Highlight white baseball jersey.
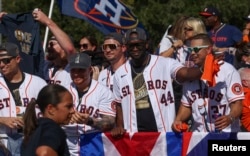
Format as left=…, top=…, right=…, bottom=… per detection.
left=113, top=55, right=183, bottom=132
left=181, top=62, right=244, bottom=132
left=44, top=61, right=72, bottom=87
left=98, top=66, right=114, bottom=91
left=0, top=73, right=47, bottom=145
left=63, top=79, right=116, bottom=156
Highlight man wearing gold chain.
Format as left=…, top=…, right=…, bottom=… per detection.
left=113, top=27, right=203, bottom=132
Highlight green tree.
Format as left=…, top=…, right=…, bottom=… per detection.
left=2, top=0, right=250, bottom=51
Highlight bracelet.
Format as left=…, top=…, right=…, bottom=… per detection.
left=87, top=117, right=94, bottom=126
left=171, top=45, right=177, bottom=51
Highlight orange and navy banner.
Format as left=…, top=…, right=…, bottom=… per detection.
left=57, top=0, right=145, bottom=34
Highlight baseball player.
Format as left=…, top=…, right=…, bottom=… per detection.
left=0, top=42, right=47, bottom=152
left=98, top=32, right=127, bottom=90
left=98, top=32, right=127, bottom=136
left=43, top=36, right=72, bottom=86
left=113, top=27, right=203, bottom=132
left=63, top=53, right=116, bottom=156
left=172, top=34, right=244, bottom=132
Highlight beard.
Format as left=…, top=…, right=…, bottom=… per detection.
left=46, top=47, right=60, bottom=61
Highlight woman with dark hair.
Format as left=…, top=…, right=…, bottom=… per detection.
left=79, top=35, right=98, bottom=53
left=21, top=84, right=74, bottom=156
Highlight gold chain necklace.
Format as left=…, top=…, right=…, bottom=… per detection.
left=131, top=55, right=150, bottom=75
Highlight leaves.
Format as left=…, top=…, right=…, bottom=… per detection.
left=2, top=0, right=250, bottom=51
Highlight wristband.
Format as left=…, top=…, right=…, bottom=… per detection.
left=87, top=117, right=94, bottom=126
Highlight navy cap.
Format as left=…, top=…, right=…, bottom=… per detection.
left=104, top=32, right=125, bottom=44
left=199, top=6, right=221, bottom=17
left=0, top=42, right=19, bottom=57
left=69, top=53, right=91, bottom=70
left=124, top=27, right=147, bottom=43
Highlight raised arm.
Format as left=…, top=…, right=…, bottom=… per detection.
left=32, top=9, right=76, bottom=55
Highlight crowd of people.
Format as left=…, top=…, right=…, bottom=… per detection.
left=0, top=5, right=250, bottom=156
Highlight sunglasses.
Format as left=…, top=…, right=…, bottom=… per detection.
left=0, top=57, right=16, bottom=65
left=79, top=44, right=89, bottom=49
left=102, top=44, right=120, bottom=51
left=188, top=45, right=209, bottom=53
left=184, top=27, right=193, bottom=31
left=127, top=42, right=145, bottom=50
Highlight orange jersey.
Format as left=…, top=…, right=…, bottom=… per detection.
left=241, top=87, right=250, bottom=131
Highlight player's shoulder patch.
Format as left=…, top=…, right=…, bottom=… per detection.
left=231, top=83, right=243, bottom=95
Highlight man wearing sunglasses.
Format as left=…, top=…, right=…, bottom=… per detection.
left=33, top=9, right=77, bottom=87
left=112, top=27, right=203, bottom=132
left=98, top=32, right=127, bottom=137
left=0, top=42, right=47, bottom=154
left=172, top=34, right=244, bottom=133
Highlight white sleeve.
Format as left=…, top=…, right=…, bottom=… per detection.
left=225, top=69, right=244, bottom=102
left=181, top=83, right=191, bottom=107
left=112, top=73, right=122, bottom=103
left=98, top=85, right=116, bottom=117
left=166, top=58, right=184, bottom=80
left=159, top=37, right=172, bottom=54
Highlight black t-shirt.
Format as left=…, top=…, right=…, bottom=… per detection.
left=5, top=72, right=25, bottom=106
left=21, top=118, right=70, bottom=156
left=131, top=60, right=157, bottom=132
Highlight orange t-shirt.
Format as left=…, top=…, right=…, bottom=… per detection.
left=241, top=87, right=250, bottom=131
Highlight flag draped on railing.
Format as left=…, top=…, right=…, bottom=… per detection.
left=80, top=132, right=250, bottom=156
left=57, top=0, right=144, bottom=34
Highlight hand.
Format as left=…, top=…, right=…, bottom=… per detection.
left=0, top=12, right=7, bottom=20
left=32, top=8, right=50, bottom=25
left=70, top=111, right=90, bottom=124
left=1, top=117, right=23, bottom=129
left=214, top=115, right=232, bottom=131
left=91, top=66, right=101, bottom=80
left=172, top=39, right=183, bottom=49
left=171, top=120, right=183, bottom=132
left=111, top=126, right=126, bottom=138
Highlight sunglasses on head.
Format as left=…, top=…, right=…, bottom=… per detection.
left=127, top=42, right=145, bottom=50
left=0, top=57, right=16, bottom=65
left=188, top=45, right=209, bottom=53
left=184, top=27, right=193, bottom=31
left=79, top=44, right=89, bottom=49
left=102, top=44, right=120, bottom=51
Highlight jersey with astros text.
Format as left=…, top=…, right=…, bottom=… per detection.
left=181, top=62, right=244, bottom=132
left=63, top=79, right=116, bottom=156
left=0, top=73, right=47, bottom=135
left=113, top=55, right=183, bottom=132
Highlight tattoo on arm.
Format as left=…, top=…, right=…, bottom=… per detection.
left=92, top=114, right=115, bottom=132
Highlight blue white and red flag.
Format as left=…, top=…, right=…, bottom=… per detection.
left=57, top=0, right=145, bottom=34
left=80, top=132, right=182, bottom=156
